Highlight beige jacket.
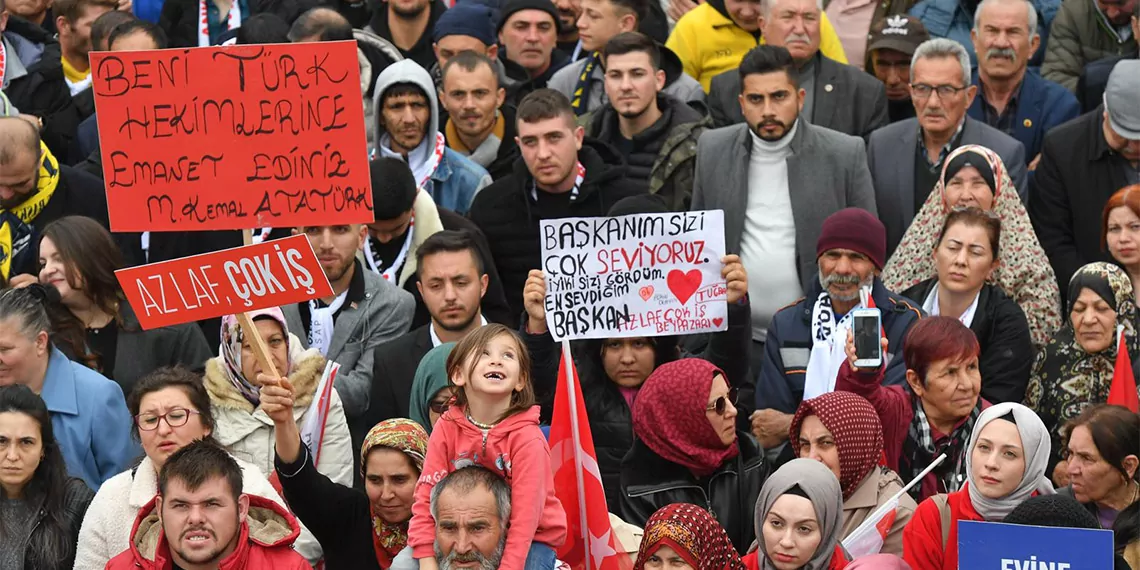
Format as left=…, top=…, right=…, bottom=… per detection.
left=841, top=466, right=918, bottom=556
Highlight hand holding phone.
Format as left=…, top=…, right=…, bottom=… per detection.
left=850, top=308, right=883, bottom=369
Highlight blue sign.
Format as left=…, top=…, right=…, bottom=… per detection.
left=958, top=520, right=1114, bottom=570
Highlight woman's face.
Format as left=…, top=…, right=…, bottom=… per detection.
left=762, top=494, right=823, bottom=570
left=0, top=411, right=43, bottom=497
left=796, top=415, right=841, bottom=483
left=908, top=355, right=981, bottom=425
left=364, top=447, right=418, bottom=525
left=705, top=374, right=737, bottom=447
left=427, top=387, right=454, bottom=428
left=1067, top=425, right=1137, bottom=505
left=0, top=319, right=50, bottom=388
left=37, top=237, right=81, bottom=306
left=1070, top=288, right=1117, bottom=354
left=240, top=319, right=290, bottom=384
left=643, top=545, right=692, bottom=570
left=935, top=222, right=997, bottom=296
left=1106, top=206, right=1140, bottom=270
left=970, top=419, right=1026, bottom=499
left=943, top=165, right=995, bottom=210
left=602, top=338, right=656, bottom=389
left=137, top=387, right=212, bottom=471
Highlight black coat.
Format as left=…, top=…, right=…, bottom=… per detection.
left=902, top=280, right=1035, bottom=403
left=619, top=431, right=769, bottom=555
left=1030, top=107, right=1133, bottom=301
left=6, top=165, right=110, bottom=280
left=22, top=478, right=94, bottom=570
left=367, top=0, right=446, bottom=71
left=467, top=140, right=646, bottom=324
left=3, top=17, right=84, bottom=163
left=1076, top=55, right=1135, bottom=114
left=585, top=94, right=703, bottom=190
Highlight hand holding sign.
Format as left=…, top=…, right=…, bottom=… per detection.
left=260, top=374, right=296, bottom=426
left=523, top=270, right=548, bottom=335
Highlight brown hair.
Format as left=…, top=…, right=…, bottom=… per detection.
left=54, top=0, right=118, bottom=24
left=1063, top=404, right=1140, bottom=482
left=446, top=324, right=536, bottom=423
left=1101, top=185, right=1140, bottom=250
left=126, top=367, right=217, bottom=443
left=938, top=206, right=1001, bottom=259
left=516, top=88, right=575, bottom=129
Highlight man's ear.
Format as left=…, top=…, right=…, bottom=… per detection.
left=654, top=69, right=665, bottom=92
left=357, top=225, right=368, bottom=251
left=479, top=273, right=489, bottom=298
left=619, top=12, right=636, bottom=32
left=237, top=494, right=250, bottom=522
left=964, top=84, right=978, bottom=108
left=487, top=44, right=499, bottom=61
left=573, top=125, right=584, bottom=149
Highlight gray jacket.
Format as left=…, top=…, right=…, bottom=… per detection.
left=281, top=268, right=415, bottom=419
left=692, top=120, right=878, bottom=293
left=867, top=116, right=1028, bottom=256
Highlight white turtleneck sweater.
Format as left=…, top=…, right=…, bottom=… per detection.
left=740, top=121, right=803, bottom=342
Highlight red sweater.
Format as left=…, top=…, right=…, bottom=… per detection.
left=902, top=486, right=984, bottom=570
left=741, top=547, right=849, bottom=570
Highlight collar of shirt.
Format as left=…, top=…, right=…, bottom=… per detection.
left=916, top=119, right=966, bottom=170
left=430, top=315, right=488, bottom=347
left=979, top=77, right=1024, bottom=121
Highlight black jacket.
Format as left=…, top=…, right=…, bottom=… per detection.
left=502, top=50, right=570, bottom=109
left=1030, top=107, right=1133, bottom=301
left=21, top=478, right=94, bottom=570
left=1077, top=55, right=1135, bottom=114
left=619, top=431, right=769, bottom=555
left=468, top=140, right=646, bottom=324
left=367, top=0, right=446, bottom=71
left=902, top=280, right=1034, bottom=403
left=2, top=17, right=84, bottom=163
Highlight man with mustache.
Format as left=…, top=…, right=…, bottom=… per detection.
left=967, top=0, right=1078, bottom=168
left=440, top=51, right=521, bottom=181
left=1042, top=0, right=1138, bottom=91
left=430, top=466, right=512, bottom=570
left=866, top=15, right=931, bottom=124
left=751, top=208, right=922, bottom=462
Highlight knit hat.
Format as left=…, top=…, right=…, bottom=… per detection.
left=496, top=0, right=559, bottom=33
left=433, top=3, right=497, bottom=45
left=1003, top=495, right=1100, bottom=529
left=816, top=208, right=887, bottom=269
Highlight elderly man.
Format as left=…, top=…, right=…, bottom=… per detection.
left=751, top=208, right=922, bottom=458
left=496, top=0, right=568, bottom=104
left=1042, top=0, right=1138, bottom=91
left=867, top=38, right=1027, bottom=256
left=866, top=15, right=931, bottom=123
left=967, top=0, right=1079, bottom=166
left=707, top=0, right=888, bottom=136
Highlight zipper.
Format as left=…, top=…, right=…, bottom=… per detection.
left=20, top=508, right=47, bottom=560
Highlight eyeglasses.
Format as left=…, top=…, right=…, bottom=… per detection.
left=910, top=83, right=969, bottom=100
left=135, top=407, right=201, bottom=431
left=705, top=387, right=739, bottom=416
left=429, top=399, right=452, bottom=414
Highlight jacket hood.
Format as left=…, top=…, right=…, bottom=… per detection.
left=658, top=44, right=688, bottom=90
left=203, top=333, right=327, bottom=413
left=704, top=0, right=733, bottom=24
left=372, top=59, right=440, bottom=150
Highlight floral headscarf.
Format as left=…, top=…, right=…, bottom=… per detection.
left=218, top=308, right=292, bottom=406
left=789, top=392, right=884, bottom=500
left=881, top=145, right=1061, bottom=348
left=634, top=504, right=745, bottom=570
left=360, top=419, right=429, bottom=569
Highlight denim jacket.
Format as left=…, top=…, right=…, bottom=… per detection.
left=426, top=148, right=492, bottom=216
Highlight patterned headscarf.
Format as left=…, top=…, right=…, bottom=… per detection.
left=965, top=403, right=1055, bottom=521
left=360, top=419, right=429, bottom=569
left=633, top=359, right=739, bottom=478
left=218, top=307, right=291, bottom=406
left=881, top=145, right=1061, bottom=348
left=754, top=459, right=846, bottom=570
left=789, top=392, right=884, bottom=500
left=634, top=504, right=746, bottom=570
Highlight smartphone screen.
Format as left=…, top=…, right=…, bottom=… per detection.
left=853, top=313, right=882, bottom=362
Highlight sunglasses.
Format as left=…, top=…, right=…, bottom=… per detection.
left=429, top=399, right=452, bottom=414
left=705, top=387, right=739, bottom=416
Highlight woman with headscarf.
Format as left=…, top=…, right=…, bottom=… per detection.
left=620, top=358, right=769, bottom=555
left=744, top=458, right=849, bottom=570
left=634, top=504, right=747, bottom=570
left=408, top=342, right=456, bottom=434
left=902, top=403, right=1055, bottom=570
left=882, top=145, right=1061, bottom=349
left=1024, top=262, right=1140, bottom=472
left=789, top=392, right=917, bottom=555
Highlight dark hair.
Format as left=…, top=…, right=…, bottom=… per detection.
left=603, top=0, right=648, bottom=24
left=0, top=284, right=54, bottom=341
left=601, top=31, right=660, bottom=69
left=127, top=367, right=217, bottom=443
left=91, top=9, right=136, bottom=51
left=256, top=0, right=320, bottom=27
left=382, top=82, right=429, bottom=107
left=441, top=51, right=500, bottom=87
left=445, top=324, right=536, bottom=423
left=287, top=7, right=353, bottom=41
left=159, top=439, right=244, bottom=502
left=938, top=206, right=1001, bottom=258
left=370, top=157, right=419, bottom=220
left=53, top=0, right=117, bottom=23
left=1063, top=404, right=1140, bottom=482
left=902, top=316, right=980, bottom=385
left=107, top=19, right=168, bottom=49
left=415, top=230, right=485, bottom=276
left=1102, top=185, right=1140, bottom=251
left=516, top=88, right=575, bottom=127
left=738, top=45, right=798, bottom=89
left=237, top=13, right=291, bottom=44
left=0, top=385, right=75, bottom=569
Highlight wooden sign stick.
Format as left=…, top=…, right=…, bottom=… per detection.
left=237, top=229, right=281, bottom=380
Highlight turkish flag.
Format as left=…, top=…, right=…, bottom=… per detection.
left=1108, top=326, right=1139, bottom=412
left=550, top=340, right=632, bottom=570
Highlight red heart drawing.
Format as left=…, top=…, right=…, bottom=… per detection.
left=712, top=318, right=724, bottom=327
left=666, top=269, right=702, bottom=305
left=639, top=286, right=654, bottom=301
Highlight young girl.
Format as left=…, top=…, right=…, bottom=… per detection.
left=408, top=324, right=567, bottom=570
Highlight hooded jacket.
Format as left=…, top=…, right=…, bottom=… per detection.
left=547, top=44, right=707, bottom=115
left=104, top=495, right=310, bottom=570
left=372, top=60, right=493, bottom=215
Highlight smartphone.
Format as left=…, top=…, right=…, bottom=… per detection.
left=851, top=308, right=883, bottom=369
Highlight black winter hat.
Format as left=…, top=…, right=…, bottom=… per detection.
left=1003, top=494, right=1099, bottom=529
left=496, top=0, right=559, bottom=33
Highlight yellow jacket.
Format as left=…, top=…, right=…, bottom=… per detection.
left=666, top=3, right=848, bottom=91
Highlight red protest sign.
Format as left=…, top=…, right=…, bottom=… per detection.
left=90, top=41, right=372, bottom=232
left=116, top=234, right=333, bottom=329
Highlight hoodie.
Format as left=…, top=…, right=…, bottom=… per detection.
left=408, top=406, right=568, bottom=570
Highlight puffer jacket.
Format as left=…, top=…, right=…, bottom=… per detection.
left=204, top=335, right=354, bottom=489
left=1041, top=0, right=1138, bottom=91
left=104, top=495, right=310, bottom=570
left=619, top=431, right=769, bottom=555
left=18, top=478, right=93, bottom=570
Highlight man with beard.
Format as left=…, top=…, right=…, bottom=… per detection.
left=55, top=0, right=118, bottom=97
left=106, top=440, right=310, bottom=570
left=865, top=15, right=930, bottom=123
left=440, top=51, right=521, bottom=181
left=553, top=0, right=581, bottom=57
left=1042, top=0, right=1138, bottom=91
left=967, top=0, right=1078, bottom=167
left=496, top=0, right=568, bottom=105
left=429, top=467, right=511, bottom=570
left=368, top=0, right=447, bottom=71
left=583, top=32, right=704, bottom=209
left=751, top=208, right=922, bottom=462
left=691, top=45, right=876, bottom=384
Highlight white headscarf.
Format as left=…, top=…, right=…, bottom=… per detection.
left=965, top=402, right=1056, bottom=521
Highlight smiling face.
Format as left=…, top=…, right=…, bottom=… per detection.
left=601, top=337, right=656, bottom=388
left=970, top=418, right=1026, bottom=499
left=364, top=447, right=418, bottom=525
left=934, top=222, right=997, bottom=297
left=239, top=319, right=289, bottom=384
left=138, top=387, right=211, bottom=472
left=158, top=477, right=248, bottom=569
left=37, top=236, right=82, bottom=307
left=705, top=374, right=738, bottom=447
left=943, top=165, right=995, bottom=210
left=603, top=51, right=664, bottom=120
left=796, top=415, right=841, bottom=482
left=0, top=319, right=50, bottom=388
left=1107, top=206, right=1140, bottom=270
left=0, top=411, right=43, bottom=497
left=758, top=0, right=821, bottom=63
left=1070, top=288, right=1117, bottom=354
left=455, top=333, right=525, bottom=400
left=762, top=494, right=822, bottom=570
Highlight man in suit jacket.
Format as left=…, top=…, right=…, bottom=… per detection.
left=706, top=0, right=888, bottom=136
left=692, top=45, right=877, bottom=375
left=868, top=38, right=1027, bottom=256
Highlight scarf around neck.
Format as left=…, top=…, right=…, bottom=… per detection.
left=570, top=52, right=600, bottom=116
left=361, top=419, right=429, bottom=568
left=1, top=142, right=59, bottom=281
left=803, top=286, right=869, bottom=402
left=446, top=113, right=504, bottom=168
left=903, top=396, right=981, bottom=499
left=381, top=132, right=446, bottom=192
left=198, top=0, right=241, bottom=46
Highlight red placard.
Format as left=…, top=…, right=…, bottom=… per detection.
left=90, top=41, right=372, bottom=232
left=116, top=234, right=333, bottom=329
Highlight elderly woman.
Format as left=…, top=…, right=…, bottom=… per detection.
left=902, top=403, right=1054, bottom=570
left=900, top=207, right=1034, bottom=403
left=789, top=392, right=916, bottom=555
left=205, top=307, right=353, bottom=487
left=1057, top=405, right=1139, bottom=532
left=882, top=144, right=1061, bottom=348
left=634, top=504, right=746, bottom=570
left=1102, top=185, right=1140, bottom=289
left=1024, top=262, right=1140, bottom=470
left=620, top=358, right=768, bottom=555
left=835, top=316, right=988, bottom=503
left=743, top=458, right=849, bottom=570
left=408, top=343, right=455, bottom=434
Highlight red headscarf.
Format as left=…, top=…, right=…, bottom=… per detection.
left=633, top=359, right=739, bottom=478
left=634, top=503, right=746, bottom=570
left=789, top=391, right=884, bottom=500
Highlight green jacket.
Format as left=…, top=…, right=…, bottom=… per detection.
left=1041, top=0, right=1138, bottom=91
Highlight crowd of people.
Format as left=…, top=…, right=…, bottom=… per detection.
left=1, top=0, right=1139, bottom=566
